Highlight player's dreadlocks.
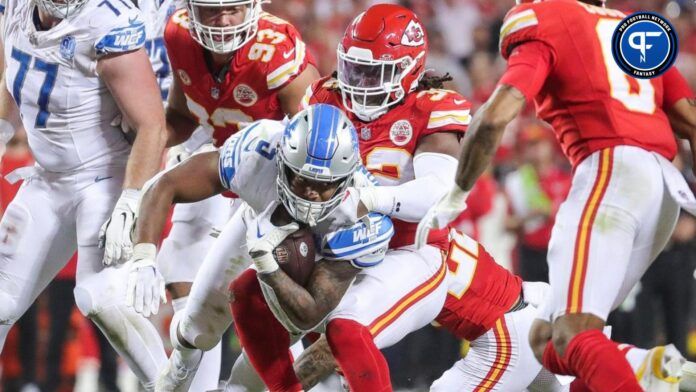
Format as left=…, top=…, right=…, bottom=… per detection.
left=417, top=72, right=453, bottom=90
left=329, top=71, right=454, bottom=91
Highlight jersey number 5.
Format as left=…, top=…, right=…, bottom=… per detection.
left=596, top=19, right=656, bottom=114
left=11, top=48, right=58, bottom=128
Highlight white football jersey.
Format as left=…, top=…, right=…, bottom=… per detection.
left=139, top=0, right=182, bottom=99
left=218, top=119, right=393, bottom=268
left=2, top=0, right=146, bottom=172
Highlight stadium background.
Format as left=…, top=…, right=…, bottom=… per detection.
left=1, top=0, right=695, bottom=391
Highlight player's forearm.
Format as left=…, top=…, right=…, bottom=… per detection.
left=667, top=98, right=696, bottom=140
left=362, top=153, right=458, bottom=222
left=165, top=108, right=199, bottom=147
left=134, top=173, right=176, bottom=246
left=123, top=123, right=167, bottom=189
left=294, top=335, right=337, bottom=390
left=455, top=85, right=525, bottom=191
left=258, top=270, right=324, bottom=330
left=136, top=152, right=225, bottom=245
left=454, top=120, right=502, bottom=192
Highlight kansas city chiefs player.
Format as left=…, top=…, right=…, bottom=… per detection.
left=294, top=4, right=474, bottom=390
left=150, top=0, right=318, bottom=389
left=419, top=0, right=696, bottom=390
left=284, top=4, right=568, bottom=390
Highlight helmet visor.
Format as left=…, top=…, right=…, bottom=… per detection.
left=337, top=47, right=409, bottom=120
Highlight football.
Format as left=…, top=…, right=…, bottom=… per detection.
left=272, top=227, right=316, bottom=286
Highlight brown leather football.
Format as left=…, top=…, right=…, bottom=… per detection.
left=272, top=227, right=316, bottom=287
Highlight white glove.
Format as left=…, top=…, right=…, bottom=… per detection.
left=415, top=186, right=469, bottom=249
left=165, top=143, right=191, bottom=169
left=110, top=113, right=133, bottom=135
left=245, top=206, right=299, bottom=274
left=126, top=243, right=167, bottom=317
left=99, top=189, right=140, bottom=265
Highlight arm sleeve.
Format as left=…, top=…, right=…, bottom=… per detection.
left=498, top=40, right=554, bottom=103
left=320, top=213, right=393, bottom=269
left=217, top=130, right=244, bottom=189
left=94, top=13, right=146, bottom=57
left=367, top=152, right=458, bottom=222
left=662, top=66, right=694, bottom=110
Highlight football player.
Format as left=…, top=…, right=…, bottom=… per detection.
left=418, top=0, right=696, bottom=390
left=125, top=104, right=395, bottom=391
left=291, top=5, right=470, bottom=390
left=102, top=0, right=319, bottom=388
left=0, top=0, right=168, bottom=389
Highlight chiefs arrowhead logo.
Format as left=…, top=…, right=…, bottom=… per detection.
left=401, top=20, right=425, bottom=47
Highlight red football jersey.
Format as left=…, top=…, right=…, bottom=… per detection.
left=434, top=230, right=523, bottom=341
left=304, top=77, right=471, bottom=250
left=164, top=10, right=316, bottom=147
left=498, top=0, right=692, bottom=167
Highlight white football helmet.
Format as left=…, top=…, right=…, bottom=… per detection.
left=34, top=0, right=88, bottom=19
left=277, top=104, right=360, bottom=226
left=187, top=0, right=262, bottom=54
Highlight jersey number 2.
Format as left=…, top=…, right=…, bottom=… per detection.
left=596, top=19, right=656, bottom=114
left=11, top=48, right=58, bottom=128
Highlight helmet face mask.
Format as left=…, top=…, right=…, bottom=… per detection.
left=187, top=0, right=261, bottom=54
left=276, top=104, right=360, bottom=226
left=337, top=46, right=422, bottom=121
left=34, top=0, right=88, bottom=19
left=276, top=163, right=354, bottom=226
left=337, top=5, right=428, bottom=122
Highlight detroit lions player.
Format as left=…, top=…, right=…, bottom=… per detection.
left=127, top=104, right=395, bottom=391
left=0, top=0, right=168, bottom=389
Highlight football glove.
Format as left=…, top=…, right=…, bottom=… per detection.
left=126, top=243, right=167, bottom=317
left=415, top=186, right=469, bottom=249
left=99, top=189, right=140, bottom=265
left=245, top=204, right=299, bottom=274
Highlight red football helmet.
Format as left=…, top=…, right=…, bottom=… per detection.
left=337, top=4, right=428, bottom=121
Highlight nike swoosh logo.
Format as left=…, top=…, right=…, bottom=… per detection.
left=256, top=223, right=264, bottom=239
left=453, top=99, right=466, bottom=105
left=94, top=176, right=113, bottom=183
left=282, top=48, right=295, bottom=59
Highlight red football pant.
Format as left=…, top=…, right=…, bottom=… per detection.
left=326, top=318, right=392, bottom=392
left=542, top=330, right=641, bottom=391
left=230, top=270, right=302, bottom=392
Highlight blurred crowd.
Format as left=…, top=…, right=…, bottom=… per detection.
left=2, top=0, right=696, bottom=391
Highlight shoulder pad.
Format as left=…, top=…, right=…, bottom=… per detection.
left=218, top=120, right=284, bottom=189
left=165, top=9, right=191, bottom=36
left=499, top=3, right=541, bottom=59
left=320, top=213, right=393, bottom=268
left=249, top=15, right=312, bottom=90
left=95, top=17, right=146, bottom=56
left=415, top=89, right=471, bottom=133
left=302, top=77, right=339, bottom=109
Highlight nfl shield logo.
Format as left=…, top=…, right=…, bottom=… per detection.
left=60, top=36, right=76, bottom=60
left=360, top=127, right=371, bottom=141
left=211, top=87, right=220, bottom=100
